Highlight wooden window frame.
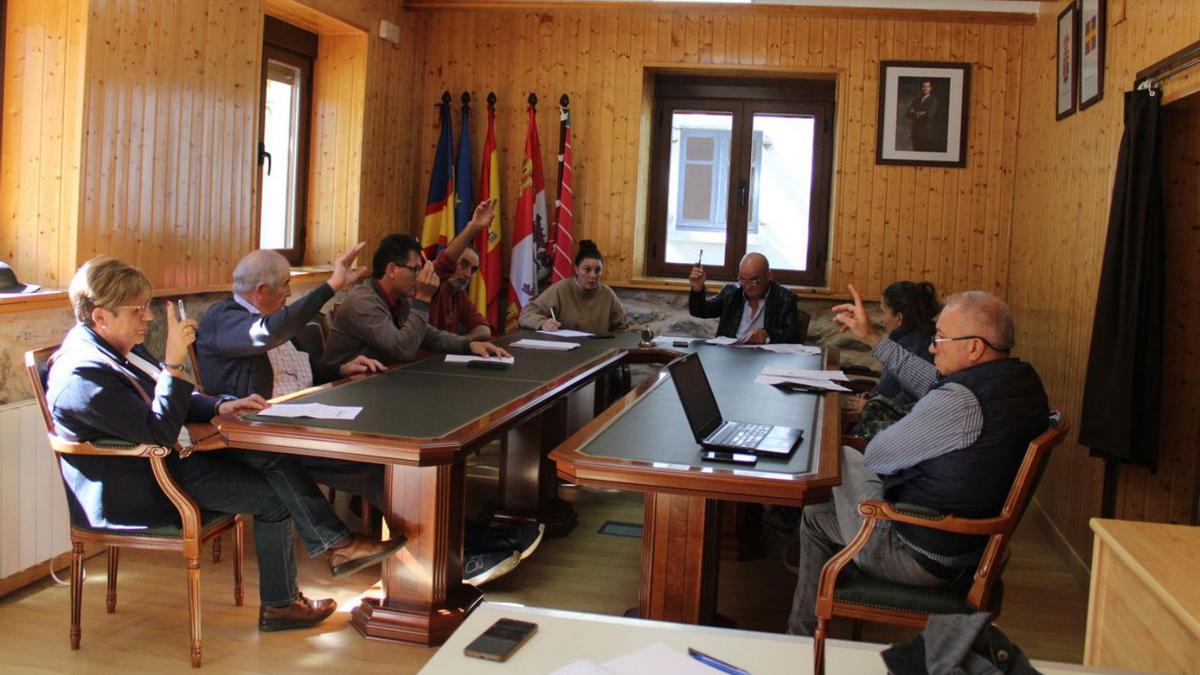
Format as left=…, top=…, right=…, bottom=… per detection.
left=257, top=16, right=317, bottom=266
left=646, top=76, right=836, bottom=287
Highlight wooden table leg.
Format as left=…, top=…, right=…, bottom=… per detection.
left=637, top=492, right=721, bottom=625
left=720, top=501, right=765, bottom=561
left=495, top=398, right=578, bottom=536
left=351, top=461, right=482, bottom=645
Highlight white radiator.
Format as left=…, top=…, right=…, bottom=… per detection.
left=0, top=400, right=70, bottom=580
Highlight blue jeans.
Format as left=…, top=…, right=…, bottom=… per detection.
left=211, top=450, right=352, bottom=558
left=172, top=453, right=299, bottom=607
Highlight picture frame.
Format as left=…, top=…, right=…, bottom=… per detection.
left=1078, top=0, right=1106, bottom=109
left=875, top=60, right=971, bottom=168
left=1056, top=3, right=1078, bottom=120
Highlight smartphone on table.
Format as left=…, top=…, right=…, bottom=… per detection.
left=463, top=618, right=538, bottom=662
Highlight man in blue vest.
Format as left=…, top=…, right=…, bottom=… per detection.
left=788, top=287, right=1049, bottom=635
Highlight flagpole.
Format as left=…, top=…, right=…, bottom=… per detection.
left=551, top=94, right=569, bottom=259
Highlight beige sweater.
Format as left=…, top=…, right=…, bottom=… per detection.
left=517, top=279, right=628, bottom=333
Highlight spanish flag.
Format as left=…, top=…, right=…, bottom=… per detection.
left=471, top=95, right=503, bottom=329
left=420, top=94, right=457, bottom=259
left=506, top=98, right=549, bottom=333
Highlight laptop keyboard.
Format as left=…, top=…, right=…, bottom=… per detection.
left=711, top=423, right=771, bottom=449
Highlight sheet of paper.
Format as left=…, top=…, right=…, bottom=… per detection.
left=538, top=329, right=593, bottom=338
left=444, top=354, right=516, bottom=365
left=755, top=374, right=852, bottom=392
left=760, top=366, right=850, bottom=381
left=258, top=403, right=363, bottom=420
left=511, top=338, right=581, bottom=351
left=704, top=336, right=742, bottom=346
left=601, top=642, right=715, bottom=675
left=548, top=659, right=616, bottom=675
left=756, top=343, right=822, bottom=355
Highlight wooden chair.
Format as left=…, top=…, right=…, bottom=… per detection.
left=185, top=343, right=225, bottom=564
left=26, top=345, right=245, bottom=668
left=812, top=412, right=1069, bottom=675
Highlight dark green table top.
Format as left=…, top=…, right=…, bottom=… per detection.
left=242, top=331, right=625, bottom=439
left=576, top=345, right=824, bottom=477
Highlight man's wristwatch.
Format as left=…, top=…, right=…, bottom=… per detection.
left=160, top=360, right=185, bottom=371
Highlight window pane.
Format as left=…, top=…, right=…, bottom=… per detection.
left=260, top=60, right=302, bottom=251
left=746, top=114, right=815, bottom=272
left=666, top=112, right=732, bottom=264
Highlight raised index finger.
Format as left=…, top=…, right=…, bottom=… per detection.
left=847, top=283, right=865, bottom=310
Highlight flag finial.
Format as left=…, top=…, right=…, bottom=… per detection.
left=528, top=92, right=538, bottom=108
left=560, top=94, right=570, bottom=108
left=487, top=91, right=497, bottom=106
left=461, top=91, right=471, bottom=106
left=441, top=90, right=452, bottom=106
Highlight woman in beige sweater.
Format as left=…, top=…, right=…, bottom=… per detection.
left=518, top=240, right=629, bottom=333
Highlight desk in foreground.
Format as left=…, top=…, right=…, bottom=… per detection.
left=420, top=602, right=1109, bottom=675
left=551, top=346, right=841, bottom=625
left=1085, top=518, right=1200, bottom=672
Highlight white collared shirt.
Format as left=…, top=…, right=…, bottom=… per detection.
left=735, top=287, right=770, bottom=341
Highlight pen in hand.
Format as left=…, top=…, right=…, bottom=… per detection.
left=697, top=249, right=703, bottom=267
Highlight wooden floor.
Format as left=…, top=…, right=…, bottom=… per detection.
left=0, top=447, right=1090, bottom=673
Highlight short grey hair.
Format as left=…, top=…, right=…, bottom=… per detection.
left=233, top=250, right=290, bottom=297
left=943, top=290, right=1015, bottom=351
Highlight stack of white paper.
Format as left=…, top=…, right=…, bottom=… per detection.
left=444, top=354, right=516, bottom=365
left=549, top=642, right=716, bottom=675
left=755, top=366, right=851, bottom=392
left=511, top=338, right=581, bottom=351
left=537, top=329, right=593, bottom=338
left=743, top=343, right=823, bottom=355
left=704, top=336, right=743, bottom=346
left=650, top=335, right=702, bottom=346
left=257, top=403, right=363, bottom=420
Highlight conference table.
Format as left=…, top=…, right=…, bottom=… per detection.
left=550, top=344, right=841, bottom=626
left=215, top=330, right=665, bottom=645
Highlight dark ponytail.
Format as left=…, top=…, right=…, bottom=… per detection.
left=575, top=240, right=603, bottom=266
left=881, top=280, right=941, bottom=337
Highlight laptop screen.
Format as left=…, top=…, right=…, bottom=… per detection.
left=667, top=352, right=724, bottom=442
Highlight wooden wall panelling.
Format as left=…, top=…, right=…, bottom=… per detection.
left=0, top=0, right=87, bottom=288
left=1009, top=0, right=1200, bottom=564
left=409, top=6, right=1030, bottom=299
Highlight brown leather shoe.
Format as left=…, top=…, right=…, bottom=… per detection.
left=327, top=534, right=406, bottom=579
left=258, top=594, right=337, bottom=632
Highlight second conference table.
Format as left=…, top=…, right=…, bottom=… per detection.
left=216, top=331, right=839, bottom=644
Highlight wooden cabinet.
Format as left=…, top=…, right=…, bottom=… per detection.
left=1085, top=518, right=1200, bottom=672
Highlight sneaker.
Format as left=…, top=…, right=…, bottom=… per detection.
left=463, top=550, right=522, bottom=587
left=783, top=540, right=801, bottom=575
left=465, top=522, right=546, bottom=561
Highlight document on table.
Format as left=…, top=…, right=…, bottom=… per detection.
left=257, top=403, right=363, bottom=420
left=549, top=642, right=715, bottom=675
left=755, top=366, right=852, bottom=392
left=511, top=338, right=581, bottom=351
left=704, top=336, right=744, bottom=346
left=650, top=335, right=702, bottom=346
left=444, top=354, right=516, bottom=365
left=538, top=329, right=593, bottom=338
left=740, top=343, right=822, bottom=356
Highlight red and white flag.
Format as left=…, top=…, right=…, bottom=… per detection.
left=506, top=100, right=550, bottom=332
left=550, top=101, right=574, bottom=285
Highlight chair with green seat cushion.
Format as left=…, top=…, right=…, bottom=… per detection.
left=26, top=345, right=245, bottom=669
left=811, top=413, right=1068, bottom=675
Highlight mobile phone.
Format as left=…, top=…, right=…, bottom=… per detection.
left=176, top=299, right=188, bottom=320
left=673, top=340, right=691, bottom=347
left=463, top=618, right=538, bottom=662
left=468, top=359, right=511, bottom=370
left=701, top=450, right=758, bottom=465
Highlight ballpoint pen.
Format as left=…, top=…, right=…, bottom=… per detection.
left=688, top=647, right=750, bottom=675
left=697, top=249, right=703, bottom=266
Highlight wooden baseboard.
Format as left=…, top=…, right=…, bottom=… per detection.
left=1029, top=498, right=1091, bottom=591
left=0, top=545, right=105, bottom=598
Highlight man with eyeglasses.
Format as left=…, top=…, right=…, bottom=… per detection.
left=687, top=252, right=806, bottom=344
left=788, top=286, right=1049, bottom=636
left=322, top=233, right=509, bottom=366
left=424, top=198, right=496, bottom=341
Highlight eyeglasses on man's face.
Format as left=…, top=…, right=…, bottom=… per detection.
left=932, top=333, right=1008, bottom=352
left=738, top=276, right=765, bottom=286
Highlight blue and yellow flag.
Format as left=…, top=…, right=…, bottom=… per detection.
left=421, top=95, right=457, bottom=258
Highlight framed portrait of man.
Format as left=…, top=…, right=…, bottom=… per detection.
left=1056, top=3, right=1078, bottom=120
left=875, top=61, right=971, bottom=168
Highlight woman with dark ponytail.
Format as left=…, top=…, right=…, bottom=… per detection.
left=847, top=280, right=941, bottom=439
left=518, top=240, right=629, bottom=333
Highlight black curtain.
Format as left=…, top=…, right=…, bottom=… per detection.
left=1079, top=89, right=1164, bottom=470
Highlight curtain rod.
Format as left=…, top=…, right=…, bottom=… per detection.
left=1135, top=40, right=1200, bottom=91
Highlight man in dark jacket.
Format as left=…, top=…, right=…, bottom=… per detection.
left=787, top=286, right=1049, bottom=636
left=688, top=252, right=807, bottom=344
left=196, top=243, right=385, bottom=505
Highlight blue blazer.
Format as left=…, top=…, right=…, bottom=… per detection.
left=47, top=325, right=225, bottom=528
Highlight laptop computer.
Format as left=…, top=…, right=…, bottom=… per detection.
left=667, top=352, right=804, bottom=457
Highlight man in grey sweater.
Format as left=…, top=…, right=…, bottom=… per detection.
left=324, top=234, right=509, bottom=366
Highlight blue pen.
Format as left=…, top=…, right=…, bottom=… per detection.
left=687, top=647, right=751, bottom=675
